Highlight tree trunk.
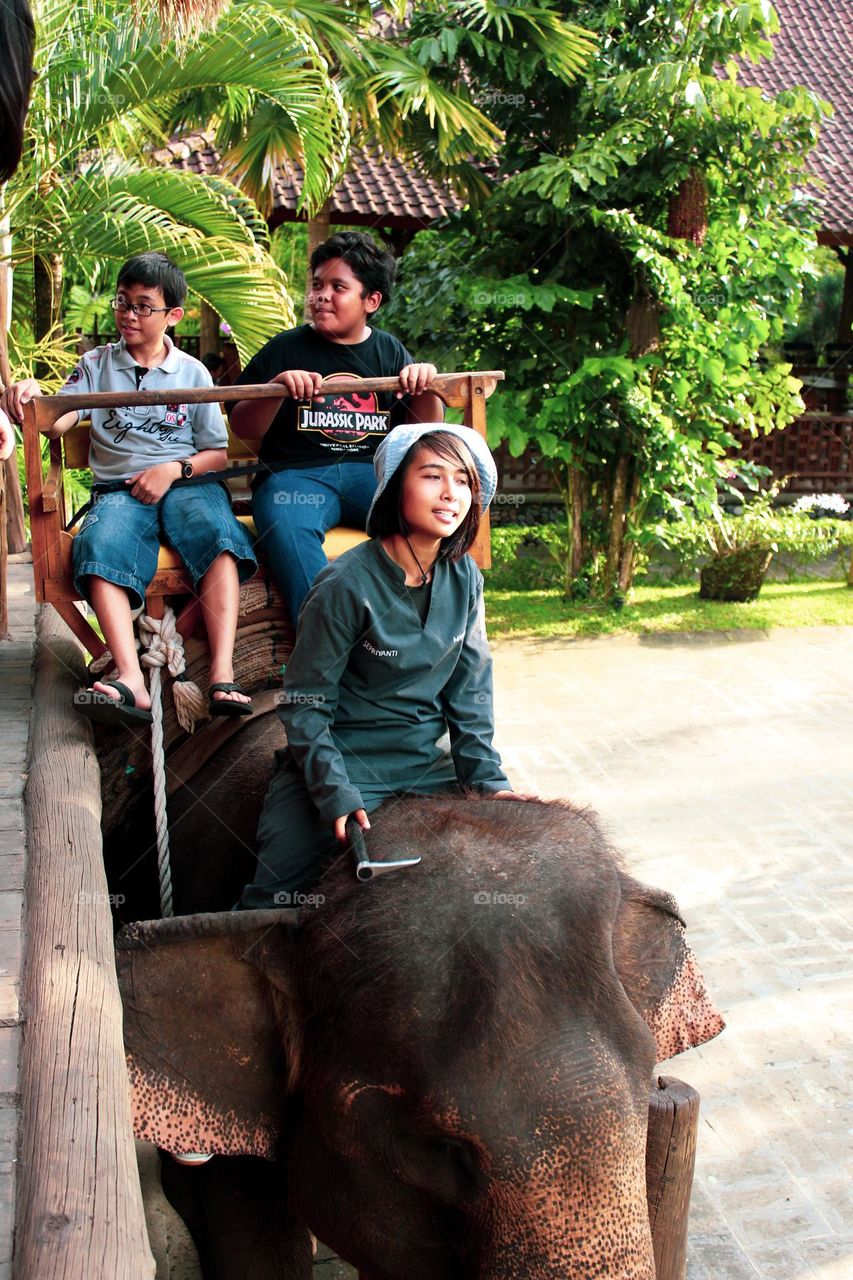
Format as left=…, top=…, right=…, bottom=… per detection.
left=667, top=168, right=708, bottom=246
left=626, top=293, right=660, bottom=357
left=199, top=299, right=220, bottom=359
left=618, top=464, right=643, bottom=593
left=569, top=465, right=585, bottom=588
left=304, top=202, right=331, bottom=320
left=604, top=451, right=630, bottom=599
left=33, top=251, right=63, bottom=371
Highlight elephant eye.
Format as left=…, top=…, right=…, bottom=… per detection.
left=396, top=1132, right=483, bottom=1204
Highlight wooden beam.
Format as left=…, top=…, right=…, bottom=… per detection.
left=16, top=610, right=154, bottom=1278
left=646, top=1075, right=701, bottom=1280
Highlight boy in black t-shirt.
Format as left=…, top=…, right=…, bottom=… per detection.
left=230, top=232, right=441, bottom=621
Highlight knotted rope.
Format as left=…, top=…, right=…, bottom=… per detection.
left=138, top=606, right=207, bottom=918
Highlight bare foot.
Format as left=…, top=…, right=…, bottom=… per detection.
left=92, top=674, right=151, bottom=711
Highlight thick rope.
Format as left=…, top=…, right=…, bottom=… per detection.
left=138, top=606, right=205, bottom=919
left=138, top=608, right=207, bottom=735
left=144, top=661, right=173, bottom=919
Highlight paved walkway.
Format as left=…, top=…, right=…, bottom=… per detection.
left=492, top=627, right=853, bottom=1280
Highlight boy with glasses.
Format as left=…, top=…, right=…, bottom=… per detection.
left=2, top=252, right=257, bottom=728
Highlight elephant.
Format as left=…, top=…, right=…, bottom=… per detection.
left=117, top=792, right=724, bottom=1280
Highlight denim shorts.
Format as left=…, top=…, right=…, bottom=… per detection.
left=72, top=482, right=258, bottom=609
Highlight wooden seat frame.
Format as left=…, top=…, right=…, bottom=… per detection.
left=22, top=371, right=504, bottom=660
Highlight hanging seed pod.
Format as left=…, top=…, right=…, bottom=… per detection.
left=626, top=293, right=660, bottom=357
left=134, top=0, right=230, bottom=42
left=667, top=168, right=708, bottom=245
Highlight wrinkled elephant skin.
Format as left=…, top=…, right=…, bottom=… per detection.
left=117, top=794, right=723, bottom=1279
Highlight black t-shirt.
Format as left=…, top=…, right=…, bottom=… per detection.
left=232, top=324, right=414, bottom=486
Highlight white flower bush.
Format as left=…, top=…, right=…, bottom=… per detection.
left=791, top=493, right=850, bottom=517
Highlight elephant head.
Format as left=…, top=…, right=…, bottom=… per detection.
left=118, top=794, right=723, bottom=1280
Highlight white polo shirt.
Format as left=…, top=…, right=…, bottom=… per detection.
left=57, top=336, right=227, bottom=482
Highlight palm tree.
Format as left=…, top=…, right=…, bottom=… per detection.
left=164, top=1, right=596, bottom=216
left=7, top=0, right=352, bottom=364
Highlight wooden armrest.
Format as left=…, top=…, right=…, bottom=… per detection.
left=40, top=371, right=505, bottom=424
left=43, top=461, right=62, bottom=512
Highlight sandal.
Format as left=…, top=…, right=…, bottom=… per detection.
left=208, top=681, right=254, bottom=718
left=74, top=680, right=153, bottom=729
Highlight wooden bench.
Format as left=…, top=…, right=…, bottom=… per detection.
left=22, top=372, right=504, bottom=661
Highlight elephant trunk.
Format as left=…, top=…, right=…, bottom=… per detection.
left=474, top=1114, right=656, bottom=1280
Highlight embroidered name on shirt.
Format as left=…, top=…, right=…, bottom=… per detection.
left=363, top=640, right=398, bottom=658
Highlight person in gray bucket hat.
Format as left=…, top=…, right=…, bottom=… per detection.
left=366, top=421, right=498, bottom=529
left=237, top=421, right=516, bottom=911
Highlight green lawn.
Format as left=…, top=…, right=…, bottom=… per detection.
left=484, top=580, right=853, bottom=641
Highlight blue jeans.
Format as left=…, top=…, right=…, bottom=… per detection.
left=251, top=462, right=376, bottom=623
left=73, top=483, right=257, bottom=610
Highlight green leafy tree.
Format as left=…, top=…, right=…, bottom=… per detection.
left=385, top=0, right=827, bottom=601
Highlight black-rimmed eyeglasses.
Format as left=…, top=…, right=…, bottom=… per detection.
left=110, top=297, right=173, bottom=318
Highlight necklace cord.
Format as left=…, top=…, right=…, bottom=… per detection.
left=403, top=535, right=435, bottom=585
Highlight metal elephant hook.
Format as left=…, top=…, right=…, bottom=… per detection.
left=346, top=817, right=422, bottom=881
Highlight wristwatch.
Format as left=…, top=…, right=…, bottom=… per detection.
left=178, top=458, right=194, bottom=479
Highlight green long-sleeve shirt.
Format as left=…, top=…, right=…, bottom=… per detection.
left=279, top=538, right=509, bottom=824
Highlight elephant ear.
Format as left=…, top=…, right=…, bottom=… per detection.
left=116, top=910, right=299, bottom=1159
left=613, top=877, right=725, bottom=1062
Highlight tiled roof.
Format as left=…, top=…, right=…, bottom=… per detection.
left=160, top=0, right=851, bottom=244
left=157, top=134, right=464, bottom=232
left=736, top=0, right=852, bottom=243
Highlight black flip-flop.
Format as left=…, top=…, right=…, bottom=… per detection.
left=74, top=680, right=154, bottom=728
left=208, top=682, right=254, bottom=718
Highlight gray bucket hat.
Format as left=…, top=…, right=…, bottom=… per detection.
left=366, top=422, right=498, bottom=533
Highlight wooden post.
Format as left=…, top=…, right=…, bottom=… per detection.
left=16, top=610, right=155, bottom=1278
left=645, top=1076, right=701, bottom=1280
left=837, top=247, right=852, bottom=347
left=463, top=374, right=492, bottom=570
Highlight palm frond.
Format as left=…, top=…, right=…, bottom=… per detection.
left=27, top=2, right=348, bottom=216
left=452, top=0, right=596, bottom=82
left=27, top=161, right=293, bottom=360
left=344, top=48, right=503, bottom=163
